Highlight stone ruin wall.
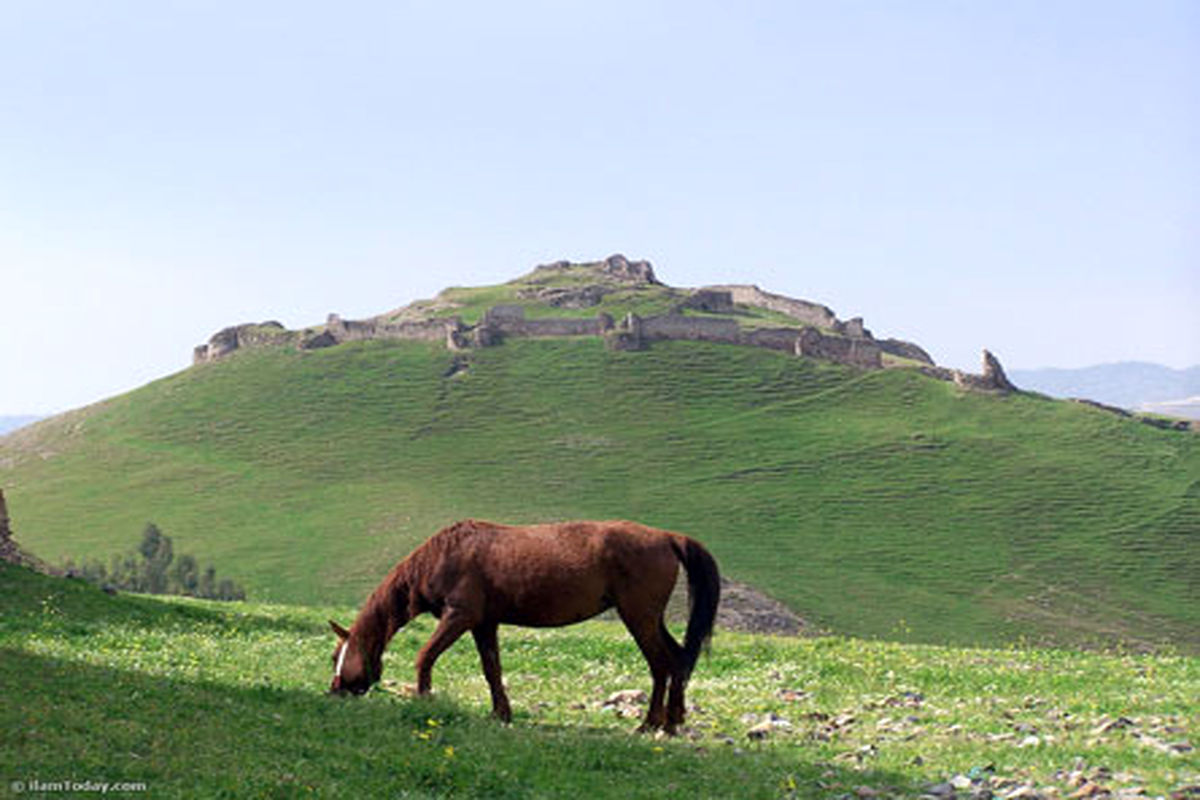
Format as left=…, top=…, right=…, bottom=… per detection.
left=739, top=327, right=815, bottom=353
left=479, top=306, right=614, bottom=339
left=324, top=314, right=460, bottom=345
left=639, top=314, right=741, bottom=345
left=192, top=304, right=931, bottom=376
left=191, top=286, right=1002, bottom=389
left=706, top=284, right=838, bottom=329
left=795, top=327, right=883, bottom=369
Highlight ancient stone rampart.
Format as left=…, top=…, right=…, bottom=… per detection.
left=796, top=327, right=883, bottom=369
left=706, top=284, right=838, bottom=329
left=640, top=314, right=741, bottom=344
left=479, top=306, right=614, bottom=340
left=322, top=314, right=460, bottom=345
left=189, top=259, right=1009, bottom=389
left=191, top=304, right=923, bottom=375
left=739, top=327, right=809, bottom=353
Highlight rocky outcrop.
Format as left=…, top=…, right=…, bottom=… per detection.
left=878, top=338, right=935, bottom=365
left=665, top=575, right=810, bottom=636
left=533, top=253, right=660, bottom=285
left=0, top=488, right=52, bottom=571
left=517, top=284, right=612, bottom=308
left=194, top=321, right=292, bottom=364
left=0, top=489, right=10, bottom=548
left=600, top=253, right=659, bottom=284
left=919, top=350, right=1019, bottom=394
left=982, top=349, right=1016, bottom=392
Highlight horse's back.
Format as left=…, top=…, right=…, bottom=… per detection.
left=426, top=519, right=682, bottom=626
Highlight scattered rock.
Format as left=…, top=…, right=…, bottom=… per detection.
left=1091, top=717, right=1136, bottom=736
left=746, top=712, right=793, bottom=740
left=602, top=689, right=646, bottom=707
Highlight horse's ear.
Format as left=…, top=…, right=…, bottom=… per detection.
left=329, top=620, right=350, bottom=640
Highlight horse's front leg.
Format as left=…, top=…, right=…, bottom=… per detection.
left=415, top=611, right=473, bottom=695
left=472, top=623, right=512, bottom=723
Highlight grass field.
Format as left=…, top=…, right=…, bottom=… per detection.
left=2, top=336, right=1197, bottom=652
left=2, top=562, right=1196, bottom=798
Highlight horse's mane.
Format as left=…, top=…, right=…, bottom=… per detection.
left=350, top=520, right=488, bottom=669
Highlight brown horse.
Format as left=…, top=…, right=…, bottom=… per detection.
left=328, top=519, right=720, bottom=733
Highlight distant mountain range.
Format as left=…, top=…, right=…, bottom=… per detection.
left=0, top=416, right=42, bottom=436
left=1009, top=362, right=1200, bottom=416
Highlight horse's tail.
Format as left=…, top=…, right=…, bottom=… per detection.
left=671, top=535, right=721, bottom=680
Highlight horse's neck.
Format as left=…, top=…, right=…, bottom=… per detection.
left=356, top=561, right=414, bottom=656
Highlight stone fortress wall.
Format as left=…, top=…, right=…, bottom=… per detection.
left=192, top=256, right=1013, bottom=392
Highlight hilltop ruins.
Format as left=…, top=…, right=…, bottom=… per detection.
left=192, top=255, right=1017, bottom=393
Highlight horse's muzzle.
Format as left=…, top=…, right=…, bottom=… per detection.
left=328, top=678, right=368, bottom=697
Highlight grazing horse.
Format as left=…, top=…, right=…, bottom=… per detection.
left=328, top=519, right=720, bottom=734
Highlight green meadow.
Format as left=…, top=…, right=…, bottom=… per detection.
left=2, top=562, right=1196, bottom=798
left=2, top=336, right=1197, bottom=651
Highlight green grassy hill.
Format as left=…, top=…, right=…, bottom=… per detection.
left=3, top=561, right=1196, bottom=798
left=3, top=328, right=1197, bottom=651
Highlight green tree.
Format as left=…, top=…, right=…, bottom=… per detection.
left=170, top=554, right=200, bottom=596
left=139, top=523, right=173, bottom=594
left=197, top=565, right=217, bottom=599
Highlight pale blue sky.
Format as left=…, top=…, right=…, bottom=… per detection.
left=2, top=1, right=1197, bottom=414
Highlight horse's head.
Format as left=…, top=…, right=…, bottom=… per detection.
left=328, top=619, right=377, bottom=696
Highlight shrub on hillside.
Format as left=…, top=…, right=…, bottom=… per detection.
left=63, top=523, right=246, bottom=601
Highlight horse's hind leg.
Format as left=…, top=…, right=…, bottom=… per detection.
left=661, top=621, right=688, bottom=731
left=472, top=623, right=512, bottom=723
left=619, top=611, right=681, bottom=733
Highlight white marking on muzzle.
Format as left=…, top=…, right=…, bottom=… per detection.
left=335, top=640, right=349, bottom=681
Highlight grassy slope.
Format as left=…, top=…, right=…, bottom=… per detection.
left=2, top=562, right=1196, bottom=798
left=2, top=337, right=1197, bottom=651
